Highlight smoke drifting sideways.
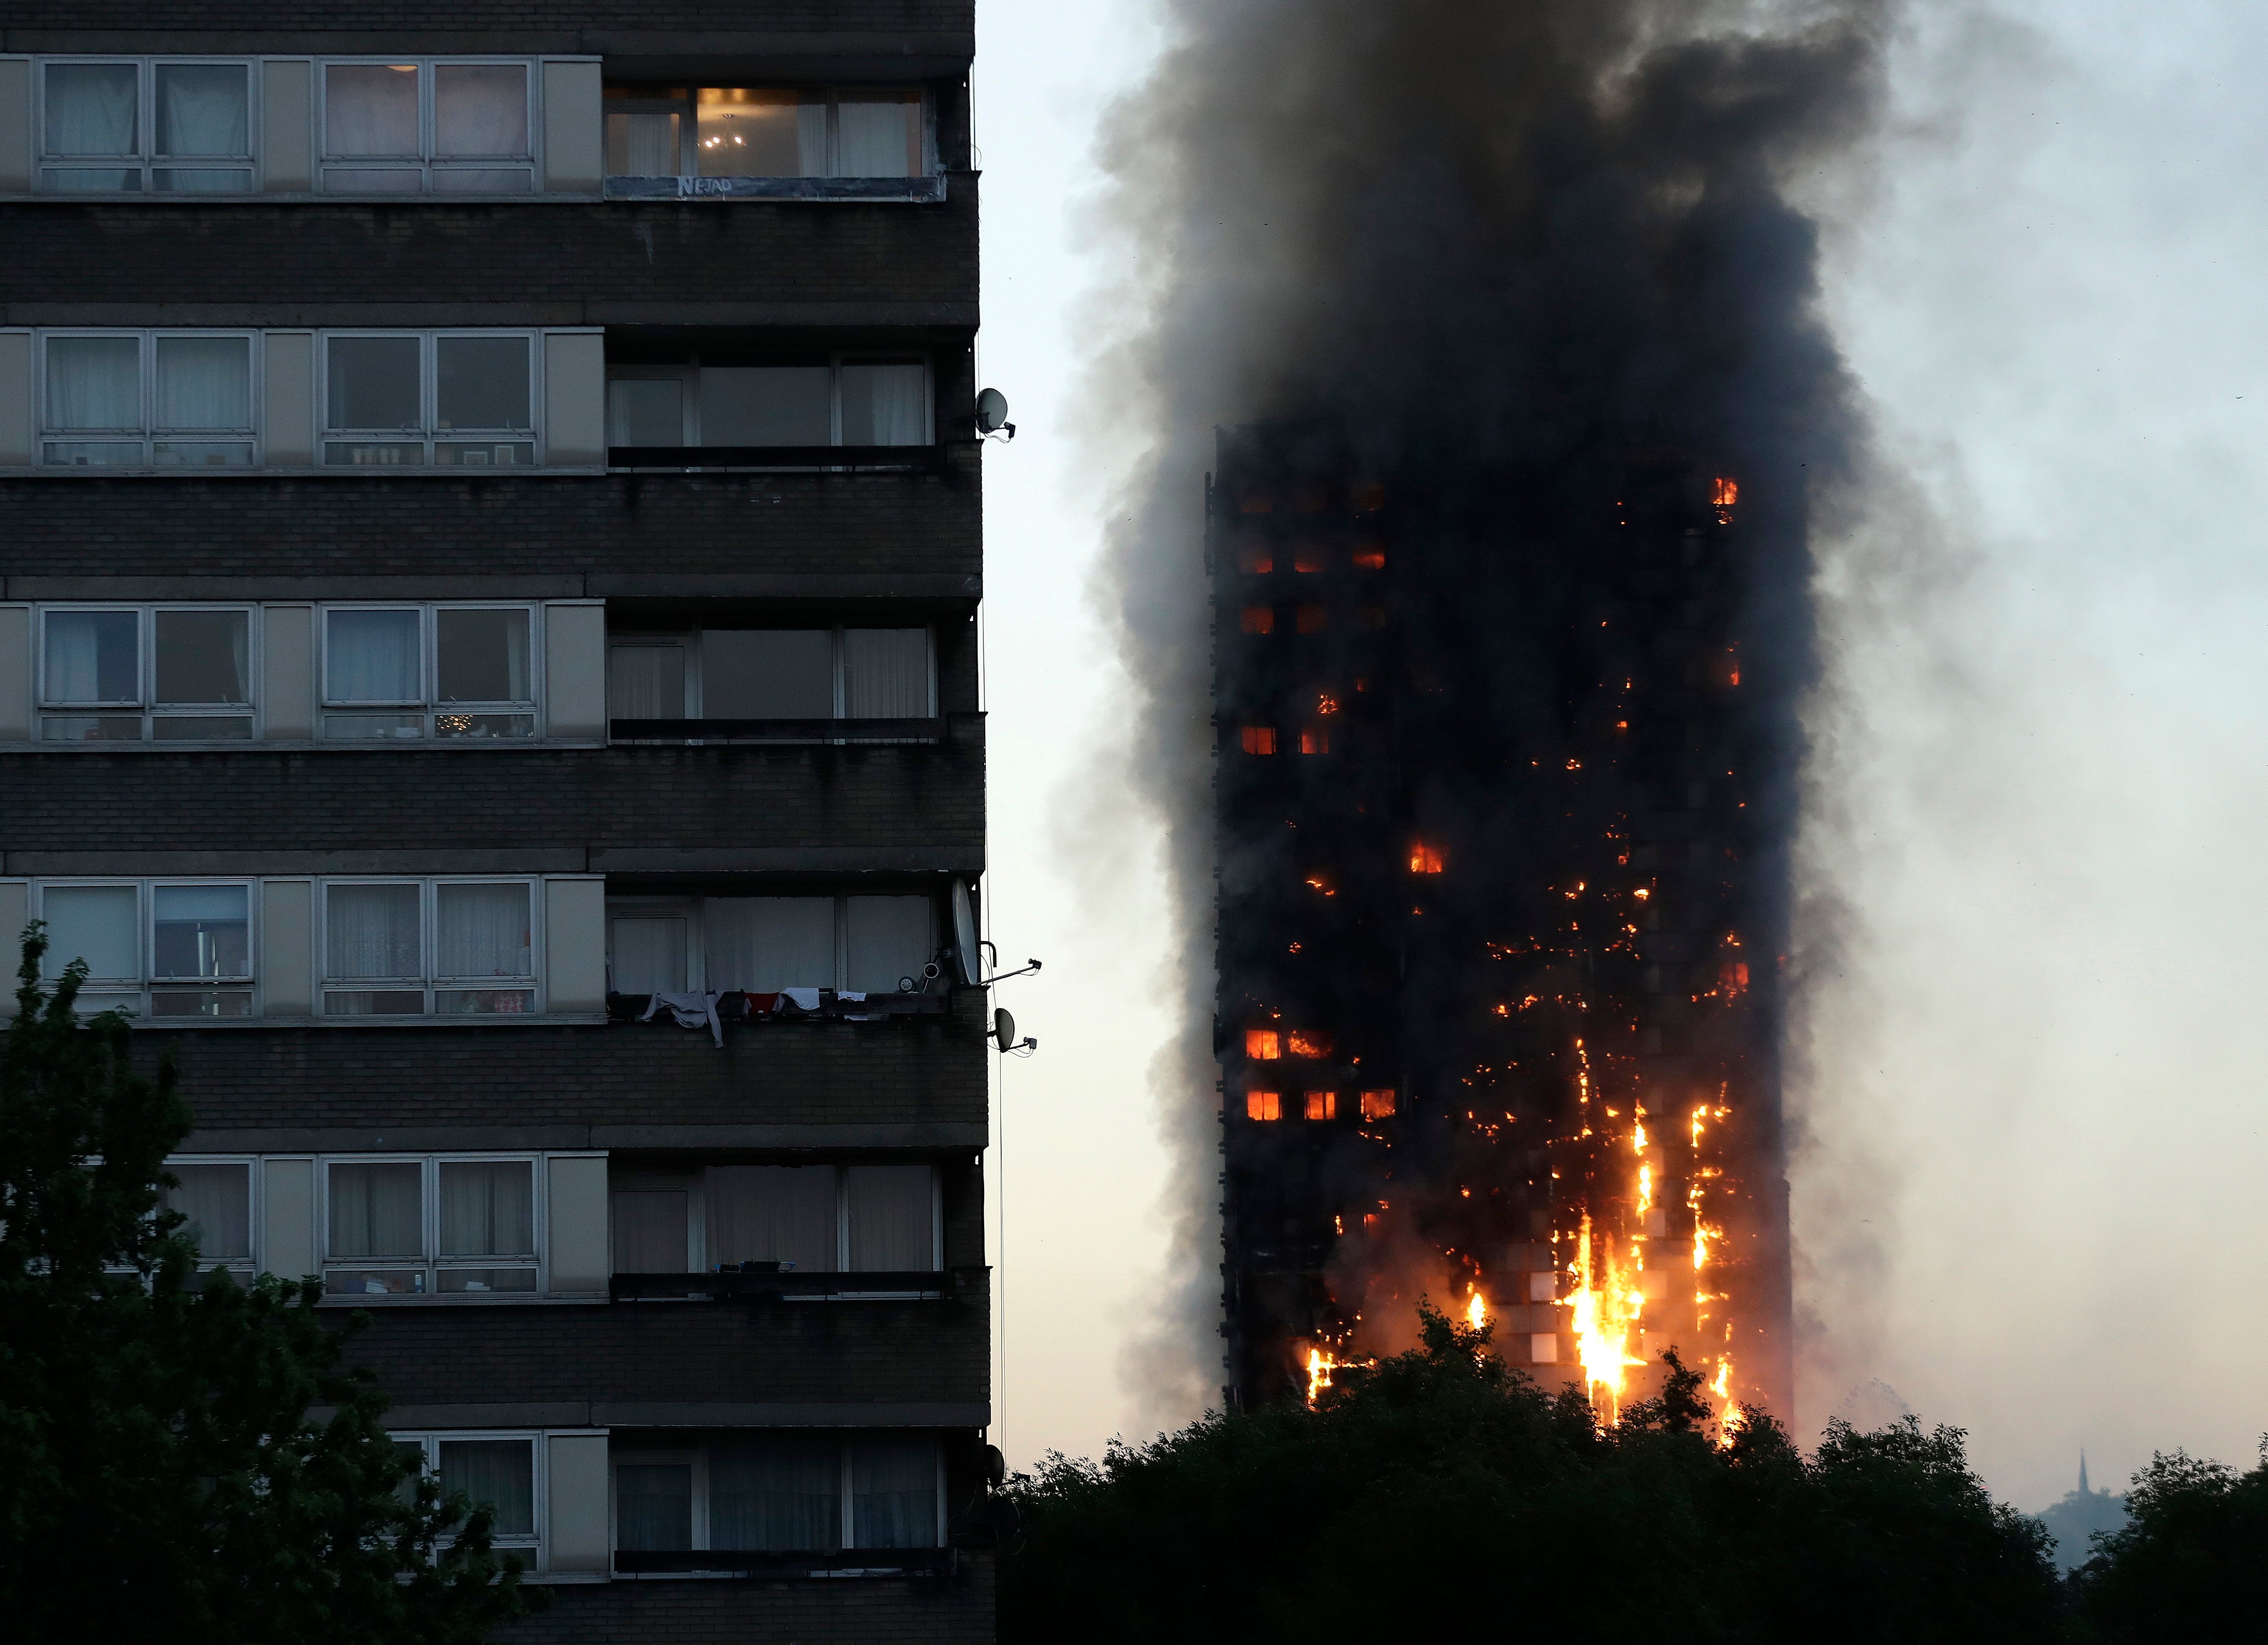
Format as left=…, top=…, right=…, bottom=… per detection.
left=1080, top=0, right=1889, bottom=1425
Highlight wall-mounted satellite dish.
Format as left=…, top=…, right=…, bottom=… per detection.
left=976, top=388, right=1015, bottom=439
left=993, top=1008, right=1017, bottom=1052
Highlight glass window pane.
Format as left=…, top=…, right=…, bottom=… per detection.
left=694, top=88, right=811, bottom=177
left=434, top=64, right=526, bottom=156
left=327, top=1161, right=423, bottom=1257
left=606, top=110, right=681, bottom=175
left=45, top=64, right=138, bottom=156
left=326, top=64, right=420, bottom=156
left=434, top=337, right=528, bottom=431
left=705, top=1164, right=837, bottom=1273
left=326, top=884, right=422, bottom=981
left=845, top=1164, right=934, bottom=1271
left=610, top=916, right=687, bottom=994
left=843, top=897, right=931, bottom=996
left=42, top=169, right=142, bottom=192
left=152, top=885, right=249, bottom=980
left=325, top=609, right=421, bottom=703
left=849, top=1437, right=936, bottom=1548
left=153, top=611, right=250, bottom=706
left=837, top=363, right=927, bottom=446
left=43, top=610, right=139, bottom=703
left=608, top=645, right=686, bottom=719
left=434, top=883, right=530, bottom=979
left=154, top=337, right=251, bottom=431
left=438, top=1161, right=532, bottom=1256
left=327, top=338, right=422, bottom=431
left=47, top=337, right=141, bottom=432
left=616, top=1464, right=693, bottom=1550
left=710, top=1436, right=840, bottom=1551
left=835, top=92, right=920, bottom=178
left=701, top=630, right=833, bottom=719
left=607, top=378, right=684, bottom=447
left=435, top=609, right=529, bottom=703
left=39, top=886, right=139, bottom=981
left=703, top=897, right=835, bottom=992
left=152, top=168, right=253, bottom=194
left=841, top=629, right=929, bottom=717
left=166, top=1162, right=252, bottom=1261
left=699, top=367, right=830, bottom=446
left=611, top=1190, right=688, bottom=1272
left=439, top=1439, right=533, bottom=1537
left=154, top=65, right=248, bottom=156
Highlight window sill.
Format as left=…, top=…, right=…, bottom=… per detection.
left=603, top=175, right=947, bottom=204
left=122, top=1013, right=609, bottom=1031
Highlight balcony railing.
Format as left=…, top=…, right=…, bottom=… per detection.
left=608, top=716, right=942, bottom=746
left=614, top=1547, right=958, bottom=1578
left=609, top=1265, right=985, bottom=1304
left=606, top=444, right=946, bottom=473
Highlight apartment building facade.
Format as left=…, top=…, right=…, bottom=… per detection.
left=0, top=4, right=994, bottom=1637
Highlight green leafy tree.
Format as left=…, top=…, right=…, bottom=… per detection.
left=0, top=929, right=542, bottom=1643
left=1003, top=1305, right=2063, bottom=1644
left=2069, top=1443, right=2268, bottom=1641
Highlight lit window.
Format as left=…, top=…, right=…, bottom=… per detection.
left=320, top=605, right=537, bottom=740
left=41, top=332, right=255, bottom=467
left=321, top=878, right=537, bottom=1016
left=37, top=606, right=253, bottom=741
left=1244, top=1028, right=1281, bottom=1060
left=1239, top=607, right=1274, bottom=635
left=1359, top=1089, right=1397, bottom=1121
left=1303, top=1091, right=1336, bottom=1121
left=324, top=333, right=535, bottom=467
left=40, top=60, right=253, bottom=193
left=1239, top=727, right=1277, bottom=755
left=1294, top=605, right=1327, bottom=634
left=1287, top=1029, right=1332, bottom=1058
left=322, top=61, right=532, bottom=194
left=604, top=86, right=928, bottom=180
left=1408, top=844, right=1444, bottom=874
left=1245, top=1091, right=1282, bottom=1122
left=1298, top=727, right=1330, bottom=755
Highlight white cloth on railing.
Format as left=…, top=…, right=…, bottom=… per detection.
left=641, top=989, right=723, bottom=1047
left=780, top=988, right=822, bottom=1012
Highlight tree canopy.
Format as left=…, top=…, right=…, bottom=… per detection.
left=2067, top=1441, right=2268, bottom=1642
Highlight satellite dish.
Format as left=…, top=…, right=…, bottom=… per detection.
left=993, top=1008, right=1017, bottom=1052
left=975, top=388, right=1015, bottom=438
left=951, top=878, right=980, bottom=987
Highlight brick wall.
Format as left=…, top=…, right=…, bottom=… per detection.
left=498, top=1558, right=994, bottom=1645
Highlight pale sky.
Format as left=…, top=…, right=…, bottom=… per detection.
left=973, top=0, right=2268, bottom=1513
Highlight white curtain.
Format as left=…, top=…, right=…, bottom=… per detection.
left=44, top=64, right=137, bottom=155
left=47, top=337, right=140, bottom=431
left=611, top=917, right=687, bottom=994
left=611, top=1189, right=689, bottom=1271
left=435, top=883, right=530, bottom=978
left=842, top=897, right=931, bottom=994
left=835, top=96, right=916, bottom=177
left=328, top=1161, right=422, bottom=1257
left=845, top=1165, right=934, bottom=1271
left=438, top=1440, right=534, bottom=1536
left=841, top=629, right=929, bottom=718
left=326, top=884, right=422, bottom=980
left=798, top=102, right=830, bottom=175
left=154, top=337, right=250, bottom=430
left=849, top=1438, right=936, bottom=1548
left=703, top=898, right=835, bottom=990
left=710, top=1436, right=841, bottom=1551
left=165, top=1163, right=252, bottom=1260
left=326, top=64, right=420, bottom=156
left=606, top=110, right=680, bottom=176
left=705, top=1165, right=837, bottom=1273
left=608, top=645, right=686, bottom=719
left=153, top=610, right=250, bottom=705
left=434, top=65, right=526, bottom=157
left=42, top=610, right=138, bottom=703
left=608, top=379, right=684, bottom=447
left=438, top=1160, right=533, bottom=1256
left=154, top=64, right=247, bottom=155
left=616, top=1464, right=693, bottom=1550
left=151, top=884, right=249, bottom=979
left=434, top=609, right=530, bottom=704
left=325, top=609, right=421, bottom=702
left=39, top=886, right=139, bottom=980
left=838, top=364, right=927, bottom=446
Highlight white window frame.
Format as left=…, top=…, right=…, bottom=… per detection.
left=603, top=354, right=933, bottom=452
left=160, top=1153, right=262, bottom=1276
left=36, top=330, right=263, bottom=468
left=316, top=601, right=544, bottom=741
left=602, top=85, right=935, bottom=180
left=319, top=1151, right=548, bottom=1300
left=317, top=876, right=544, bottom=1019
left=30, top=878, right=260, bottom=1019
left=605, top=625, right=935, bottom=722
left=609, top=1433, right=943, bottom=1555
left=32, top=603, right=262, bottom=742
left=319, top=331, right=544, bottom=468
left=34, top=58, right=260, bottom=194
left=394, top=1431, right=546, bottom=1559
left=606, top=1157, right=942, bottom=1275
left=315, top=58, right=541, bottom=194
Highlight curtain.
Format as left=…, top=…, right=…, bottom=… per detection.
left=439, top=1440, right=534, bottom=1537
left=435, top=609, right=530, bottom=703
left=700, top=630, right=834, bottom=719
left=608, top=378, right=683, bottom=447
left=849, top=1437, right=937, bottom=1548
left=610, top=917, right=688, bottom=994
left=845, top=1165, right=934, bottom=1271
left=799, top=102, right=829, bottom=176
left=438, top=1161, right=533, bottom=1256
left=328, top=1161, right=422, bottom=1257
left=326, top=64, right=420, bottom=156
left=616, top=1464, right=693, bottom=1550
left=42, top=610, right=138, bottom=703
left=842, top=897, right=932, bottom=994
left=154, top=64, right=247, bottom=155
left=151, top=884, right=249, bottom=979
left=153, top=610, right=250, bottom=706
left=704, top=898, right=835, bottom=991
left=435, top=883, right=530, bottom=978
left=841, top=629, right=929, bottom=718
left=45, top=64, right=137, bottom=155
left=38, top=886, right=138, bottom=981
left=325, top=609, right=421, bottom=702
left=435, top=337, right=529, bottom=432
left=606, top=110, right=680, bottom=176
left=47, top=337, right=140, bottom=431
left=434, top=65, right=527, bottom=157
left=326, top=883, right=421, bottom=980
left=165, top=1163, right=252, bottom=1260
left=608, top=645, right=686, bottom=719
left=710, top=1436, right=841, bottom=1551
left=835, top=95, right=916, bottom=177
left=611, top=1190, right=689, bottom=1272
left=705, top=1166, right=837, bottom=1273
left=837, top=364, right=927, bottom=446
left=154, top=337, right=250, bottom=430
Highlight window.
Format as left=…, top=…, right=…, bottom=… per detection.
left=606, top=628, right=933, bottom=724
left=1245, top=1090, right=1282, bottom=1122
left=163, top=1158, right=256, bottom=1272
left=321, top=879, right=537, bottom=1016
left=1360, top=1088, right=1398, bottom=1121
left=605, top=358, right=931, bottom=451
left=40, top=332, right=256, bottom=466
left=325, top=1155, right=538, bottom=1296
left=1244, top=1028, right=1281, bottom=1060
left=322, top=61, right=533, bottom=193
left=1239, top=607, right=1274, bottom=635
left=611, top=1434, right=941, bottom=1555
left=604, top=86, right=928, bottom=179
left=605, top=895, right=935, bottom=996
left=1304, top=1091, right=1337, bottom=1121
left=609, top=1163, right=940, bottom=1275
left=395, top=1435, right=539, bottom=1553
left=39, top=60, right=254, bottom=193
left=1238, top=727, right=1276, bottom=754
left=324, top=333, right=536, bottom=466
left=35, top=880, right=253, bottom=1018
left=320, top=605, right=537, bottom=739
left=37, top=607, right=254, bottom=741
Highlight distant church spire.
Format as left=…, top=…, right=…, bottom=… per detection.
left=2079, top=1450, right=2090, bottom=1496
